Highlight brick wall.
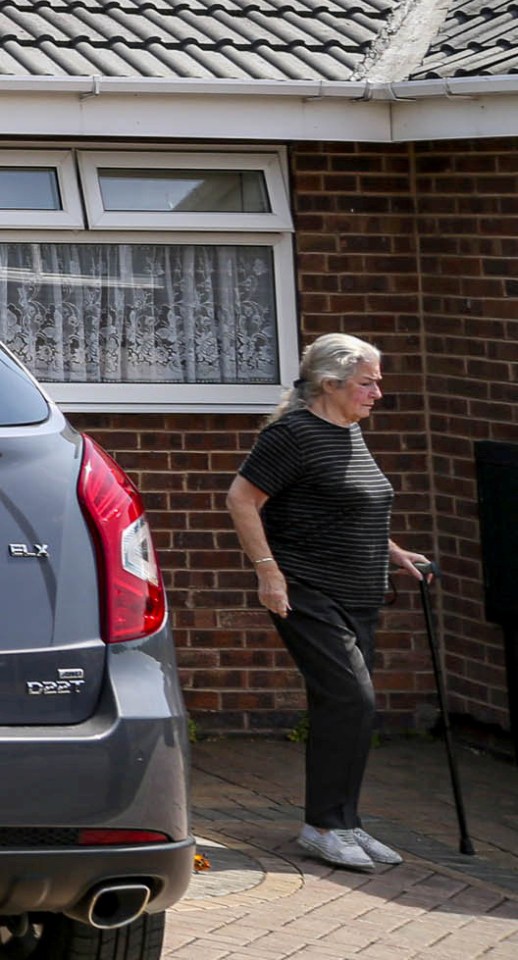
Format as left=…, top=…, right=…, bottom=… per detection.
left=292, top=141, right=438, bottom=732
left=291, top=138, right=518, bottom=737
left=415, top=139, right=518, bottom=731
left=68, top=136, right=518, bottom=740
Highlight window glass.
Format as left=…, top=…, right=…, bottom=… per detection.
left=0, top=243, right=279, bottom=385
left=0, top=168, right=61, bottom=210
left=98, top=169, right=270, bottom=213
left=0, top=348, right=49, bottom=425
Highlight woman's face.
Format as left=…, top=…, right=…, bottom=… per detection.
left=330, top=360, right=383, bottom=423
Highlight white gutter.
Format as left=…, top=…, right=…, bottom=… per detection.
left=0, top=74, right=518, bottom=99
left=380, top=75, right=518, bottom=100
left=0, top=75, right=518, bottom=142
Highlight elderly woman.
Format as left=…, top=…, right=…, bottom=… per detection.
left=226, top=333, right=429, bottom=871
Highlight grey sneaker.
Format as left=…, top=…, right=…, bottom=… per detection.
left=297, top=825, right=375, bottom=871
left=340, top=827, right=403, bottom=865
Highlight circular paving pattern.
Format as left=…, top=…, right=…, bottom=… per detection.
left=185, top=837, right=265, bottom=899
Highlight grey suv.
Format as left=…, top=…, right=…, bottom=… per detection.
left=0, top=344, right=193, bottom=958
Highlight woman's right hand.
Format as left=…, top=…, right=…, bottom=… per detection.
left=226, top=476, right=291, bottom=617
left=256, top=564, right=291, bottom=619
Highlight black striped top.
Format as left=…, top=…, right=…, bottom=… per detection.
left=239, top=408, right=394, bottom=608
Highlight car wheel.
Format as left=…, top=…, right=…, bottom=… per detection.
left=0, top=912, right=166, bottom=960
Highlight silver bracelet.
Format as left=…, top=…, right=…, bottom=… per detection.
left=253, top=556, right=275, bottom=565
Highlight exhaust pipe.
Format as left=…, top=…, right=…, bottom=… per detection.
left=66, top=882, right=151, bottom=929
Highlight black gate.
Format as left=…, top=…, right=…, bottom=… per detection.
left=475, top=440, right=518, bottom=762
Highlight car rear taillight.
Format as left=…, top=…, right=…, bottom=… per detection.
left=78, top=435, right=166, bottom=643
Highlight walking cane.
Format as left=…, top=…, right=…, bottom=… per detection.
left=414, top=561, right=476, bottom=856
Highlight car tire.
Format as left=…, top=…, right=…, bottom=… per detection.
left=0, top=912, right=166, bottom=960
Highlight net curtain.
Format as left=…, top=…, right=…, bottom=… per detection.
left=0, top=242, right=278, bottom=384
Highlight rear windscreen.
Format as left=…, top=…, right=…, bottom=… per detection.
left=0, top=349, right=49, bottom=425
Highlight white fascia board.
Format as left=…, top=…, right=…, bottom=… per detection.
left=0, top=90, right=390, bottom=142
left=392, top=93, right=518, bottom=142
left=1, top=75, right=518, bottom=142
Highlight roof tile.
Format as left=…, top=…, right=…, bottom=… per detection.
left=0, top=1, right=515, bottom=83
left=411, top=0, right=518, bottom=78
left=0, top=0, right=398, bottom=79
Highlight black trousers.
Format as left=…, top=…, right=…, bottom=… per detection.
left=271, top=580, right=378, bottom=830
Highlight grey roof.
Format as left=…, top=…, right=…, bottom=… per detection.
left=0, top=0, right=516, bottom=84
left=411, top=0, right=518, bottom=79
left=0, top=0, right=399, bottom=81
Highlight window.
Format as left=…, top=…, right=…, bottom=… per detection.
left=77, top=151, right=293, bottom=231
left=1, top=239, right=279, bottom=384
left=0, top=149, right=297, bottom=412
left=0, top=152, right=83, bottom=228
left=0, top=168, right=61, bottom=210
left=98, top=168, right=270, bottom=214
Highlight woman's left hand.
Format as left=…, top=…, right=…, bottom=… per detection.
left=388, top=541, right=433, bottom=581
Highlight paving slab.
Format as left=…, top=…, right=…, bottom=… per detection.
left=165, top=737, right=518, bottom=959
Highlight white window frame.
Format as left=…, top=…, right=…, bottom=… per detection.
left=1, top=228, right=299, bottom=413
left=77, top=150, right=293, bottom=231
left=0, top=151, right=84, bottom=228
left=0, top=145, right=298, bottom=412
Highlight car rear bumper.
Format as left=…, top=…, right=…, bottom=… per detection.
left=0, top=627, right=193, bottom=915
left=0, top=629, right=190, bottom=840
left=0, top=836, right=195, bottom=915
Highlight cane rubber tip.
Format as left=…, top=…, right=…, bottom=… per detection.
left=460, top=838, right=476, bottom=856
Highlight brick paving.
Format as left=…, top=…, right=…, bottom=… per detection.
left=165, top=738, right=518, bottom=959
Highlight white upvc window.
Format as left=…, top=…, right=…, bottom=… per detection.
left=0, top=151, right=83, bottom=228
left=77, top=150, right=293, bottom=232
left=0, top=148, right=298, bottom=412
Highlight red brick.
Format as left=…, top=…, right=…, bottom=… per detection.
left=183, top=691, right=220, bottom=710
left=222, top=692, right=275, bottom=709
left=221, top=650, right=274, bottom=667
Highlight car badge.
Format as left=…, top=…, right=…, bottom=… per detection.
left=8, top=543, right=49, bottom=559
left=26, top=668, right=85, bottom=696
